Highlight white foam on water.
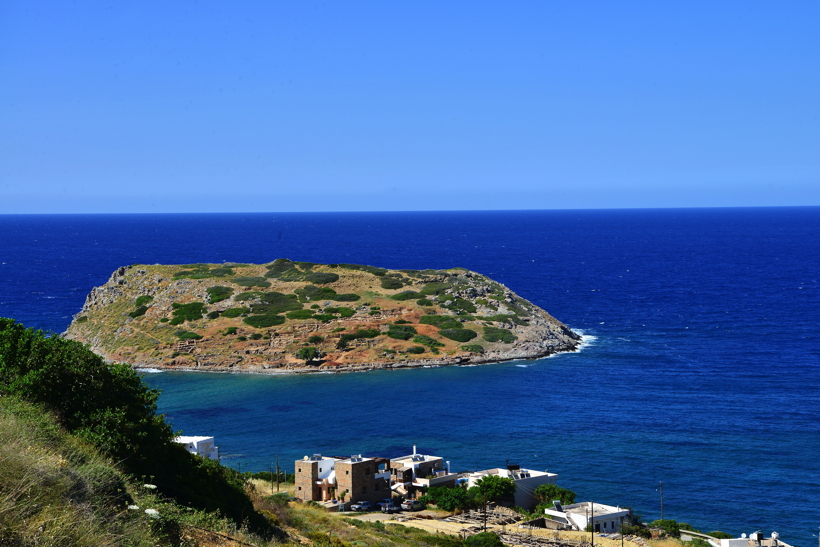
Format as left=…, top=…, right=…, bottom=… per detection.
left=136, top=368, right=163, bottom=373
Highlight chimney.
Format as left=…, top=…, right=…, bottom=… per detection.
left=446, top=461, right=451, bottom=474
left=413, top=444, right=417, bottom=455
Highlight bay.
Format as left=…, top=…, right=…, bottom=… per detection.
left=1, top=208, right=818, bottom=544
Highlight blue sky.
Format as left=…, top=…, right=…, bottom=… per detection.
left=2, top=1, right=818, bottom=213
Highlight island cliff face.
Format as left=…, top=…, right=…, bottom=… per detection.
left=64, top=260, right=581, bottom=373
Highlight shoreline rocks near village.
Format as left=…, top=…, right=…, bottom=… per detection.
left=65, top=260, right=581, bottom=374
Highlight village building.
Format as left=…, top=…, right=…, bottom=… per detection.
left=543, top=501, right=629, bottom=533
left=390, top=445, right=459, bottom=497
left=174, top=436, right=219, bottom=460
left=466, top=465, right=558, bottom=509
left=294, top=454, right=390, bottom=507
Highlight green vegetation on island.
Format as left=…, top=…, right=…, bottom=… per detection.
left=65, top=260, right=581, bottom=373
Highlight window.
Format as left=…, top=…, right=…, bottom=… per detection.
left=297, top=467, right=301, bottom=473
left=346, top=470, right=350, bottom=475
left=298, top=486, right=302, bottom=491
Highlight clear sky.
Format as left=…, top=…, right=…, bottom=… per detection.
left=2, top=1, right=818, bottom=213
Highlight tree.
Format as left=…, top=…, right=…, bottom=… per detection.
left=298, top=346, right=322, bottom=363
left=533, top=483, right=576, bottom=506
left=472, top=475, right=516, bottom=504
left=420, top=485, right=474, bottom=511
left=0, top=318, right=282, bottom=539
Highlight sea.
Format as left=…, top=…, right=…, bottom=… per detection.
left=1, top=208, right=818, bottom=544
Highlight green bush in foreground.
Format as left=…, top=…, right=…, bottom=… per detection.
left=0, top=317, right=281, bottom=539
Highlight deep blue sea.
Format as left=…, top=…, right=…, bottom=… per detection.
left=1, top=209, right=818, bottom=544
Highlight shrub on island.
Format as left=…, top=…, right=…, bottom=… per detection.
left=231, top=277, right=271, bottom=288
left=174, top=265, right=235, bottom=280
left=129, top=305, right=149, bottom=318
left=253, top=292, right=303, bottom=314
left=420, top=315, right=462, bottom=330
left=135, top=295, right=154, bottom=307
left=337, top=263, right=387, bottom=276
left=442, top=297, right=477, bottom=314
left=416, top=298, right=434, bottom=306
left=420, top=281, right=451, bottom=296
left=286, top=309, right=315, bottom=320
left=439, top=328, right=478, bottom=342
left=324, top=306, right=355, bottom=318
left=295, top=285, right=337, bottom=302
left=206, top=286, right=233, bottom=303
left=170, top=302, right=207, bottom=324
left=407, top=346, right=426, bottom=354
left=306, top=272, right=339, bottom=284
left=221, top=307, right=249, bottom=318
left=234, top=291, right=264, bottom=301
left=414, top=335, right=444, bottom=348
left=461, top=344, right=484, bottom=353
left=244, top=314, right=286, bottom=328
left=391, top=291, right=421, bottom=301
left=174, top=330, right=203, bottom=340
left=387, top=324, right=417, bottom=340
left=380, top=276, right=404, bottom=290
left=483, top=326, right=517, bottom=343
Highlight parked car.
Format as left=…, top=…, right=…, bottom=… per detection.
left=381, top=502, right=400, bottom=514
left=401, top=500, right=423, bottom=511
left=350, top=501, right=372, bottom=511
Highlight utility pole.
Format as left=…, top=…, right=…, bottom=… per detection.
left=659, top=482, right=664, bottom=521
left=591, top=501, right=594, bottom=547
left=276, top=455, right=280, bottom=492
left=270, top=463, right=274, bottom=495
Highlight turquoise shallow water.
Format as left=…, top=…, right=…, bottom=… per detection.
left=1, top=208, right=818, bottom=543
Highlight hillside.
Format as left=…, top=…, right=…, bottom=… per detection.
left=65, top=260, right=580, bottom=373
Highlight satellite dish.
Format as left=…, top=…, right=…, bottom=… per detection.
left=772, top=532, right=779, bottom=540
left=741, top=534, right=747, bottom=538
left=303, top=456, right=309, bottom=461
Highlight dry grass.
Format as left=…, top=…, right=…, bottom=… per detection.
left=0, top=398, right=156, bottom=547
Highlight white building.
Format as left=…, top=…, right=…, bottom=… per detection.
left=175, top=436, right=219, bottom=460
left=543, top=501, right=630, bottom=533
left=390, top=445, right=459, bottom=494
left=466, top=466, right=558, bottom=509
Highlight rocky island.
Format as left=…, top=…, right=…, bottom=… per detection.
left=65, top=260, right=581, bottom=373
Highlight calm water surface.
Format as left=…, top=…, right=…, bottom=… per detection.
left=1, top=208, right=818, bottom=544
